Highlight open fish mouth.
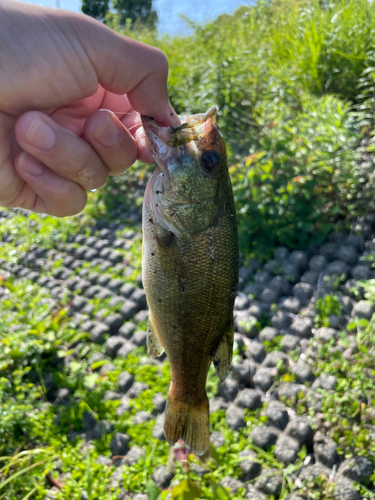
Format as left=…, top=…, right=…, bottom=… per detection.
left=170, top=106, right=217, bottom=134
left=141, top=107, right=217, bottom=172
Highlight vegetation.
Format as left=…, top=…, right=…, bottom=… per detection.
left=82, top=0, right=158, bottom=29
left=1, top=205, right=375, bottom=498
left=81, top=0, right=109, bottom=21
left=1, top=0, right=375, bottom=498
left=110, top=0, right=158, bottom=30
left=103, top=0, right=375, bottom=256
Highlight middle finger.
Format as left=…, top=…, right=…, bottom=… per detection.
left=83, top=109, right=139, bottom=175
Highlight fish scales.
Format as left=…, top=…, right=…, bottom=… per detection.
left=141, top=107, right=239, bottom=455
left=143, top=204, right=237, bottom=398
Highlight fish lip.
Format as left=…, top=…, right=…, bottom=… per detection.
left=141, top=107, right=218, bottom=172
left=170, top=106, right=217, bottom=133
left=140, top=117, right=170, bottom=172
left=141, top=106, right=217, bottom=133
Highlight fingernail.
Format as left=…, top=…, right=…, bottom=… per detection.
left=18, top=152, right=44, bottom=176
left=25, top=117, right=56, bottom=150
left=95, top=116, right=121, bottom=147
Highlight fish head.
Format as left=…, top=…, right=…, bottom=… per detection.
left=142, top=107, right=228, bottom=236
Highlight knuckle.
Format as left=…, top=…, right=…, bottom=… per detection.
left=152, top=49, right=169, bottom=75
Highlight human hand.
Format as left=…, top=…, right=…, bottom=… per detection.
left=0, top=0, right=179, bottom=216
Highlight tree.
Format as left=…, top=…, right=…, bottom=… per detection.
left=81, top=0, right=109, bottom=20
left=112, top=0, right=158, bottom=29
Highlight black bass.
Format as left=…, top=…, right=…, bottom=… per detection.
left=141, top=107, right=238, bottom=455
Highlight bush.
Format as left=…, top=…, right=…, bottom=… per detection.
left=267, top=0, right=375, bottom=99
left=103, top=0, right=375, bottom=257
left=231, top=93, right=373, bottom=254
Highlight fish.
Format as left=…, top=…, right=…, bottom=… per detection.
left=141, top=107, right=239, bottom=456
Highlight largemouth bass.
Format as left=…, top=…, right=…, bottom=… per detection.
left=141, top=107, right=239, bottom=456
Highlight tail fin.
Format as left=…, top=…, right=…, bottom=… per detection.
left=164, top=393, right=210, bottom=456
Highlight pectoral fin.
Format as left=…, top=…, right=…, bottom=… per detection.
left=147, top=318, right=164, bottom=358
left=213, top=319, right=234, bottom=382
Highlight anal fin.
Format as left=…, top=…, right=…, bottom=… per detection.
left=213, top=319, right=234, bottom=382
left=147, top=318, right=164, bottom=358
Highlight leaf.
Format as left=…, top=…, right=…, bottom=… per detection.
left=56, top=349, right=73, bottom=358
left=171, top=479, right=202, bottom=499
left=357, top=318, right=369, bottom=328
left=84, top=373, right=99, bottom=389
left=69, top=361, right=82, bottom=373
left=8, top=349, right=22, bottom=359
left=21, top=485, right=39, bottom=500
left=210, top=482, right=231, bottom=500
left=90, top=359, right=108, bottom=371
left=86, top=448, right=93, bottom=500
left=207, top=442, right=224, bottom=467
left=0, top=460, right=46, bottom=491
left=362, top=67, right=375, bottom=75
left=146, top=480, right=161, bottom=500
left=67, top=332, right=90, bottom=345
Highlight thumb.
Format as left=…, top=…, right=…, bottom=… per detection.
left=77, top=16, right=180, bottom=126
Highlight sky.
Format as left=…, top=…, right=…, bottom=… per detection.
left=18, top=0, right=251, bottom=35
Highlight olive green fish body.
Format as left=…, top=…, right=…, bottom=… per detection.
left=141, top=108, right=239, bottom=455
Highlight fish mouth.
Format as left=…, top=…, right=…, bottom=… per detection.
left=141, top=107, right=217, bottom=172
left=170, top=107, right=217, bottom=134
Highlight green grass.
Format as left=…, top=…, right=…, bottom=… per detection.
left=102, top=0, right=375, bottom=256
left=1, top=0, right=375, bottom=497
left=1, top=204, right=375, bottom=499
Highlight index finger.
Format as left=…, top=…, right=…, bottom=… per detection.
left=76, top=17, right=181, bottom=127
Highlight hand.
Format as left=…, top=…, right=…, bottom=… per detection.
left=0, top=0, right=179, bottom=216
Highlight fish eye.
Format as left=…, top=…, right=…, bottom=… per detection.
left=201, top=150, right=220, bottom=172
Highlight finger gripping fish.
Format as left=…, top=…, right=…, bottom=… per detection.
left=141, top=107, right=239, bottom=456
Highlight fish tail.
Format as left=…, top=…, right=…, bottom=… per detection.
left=164, top=391, right=210, bottom=456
